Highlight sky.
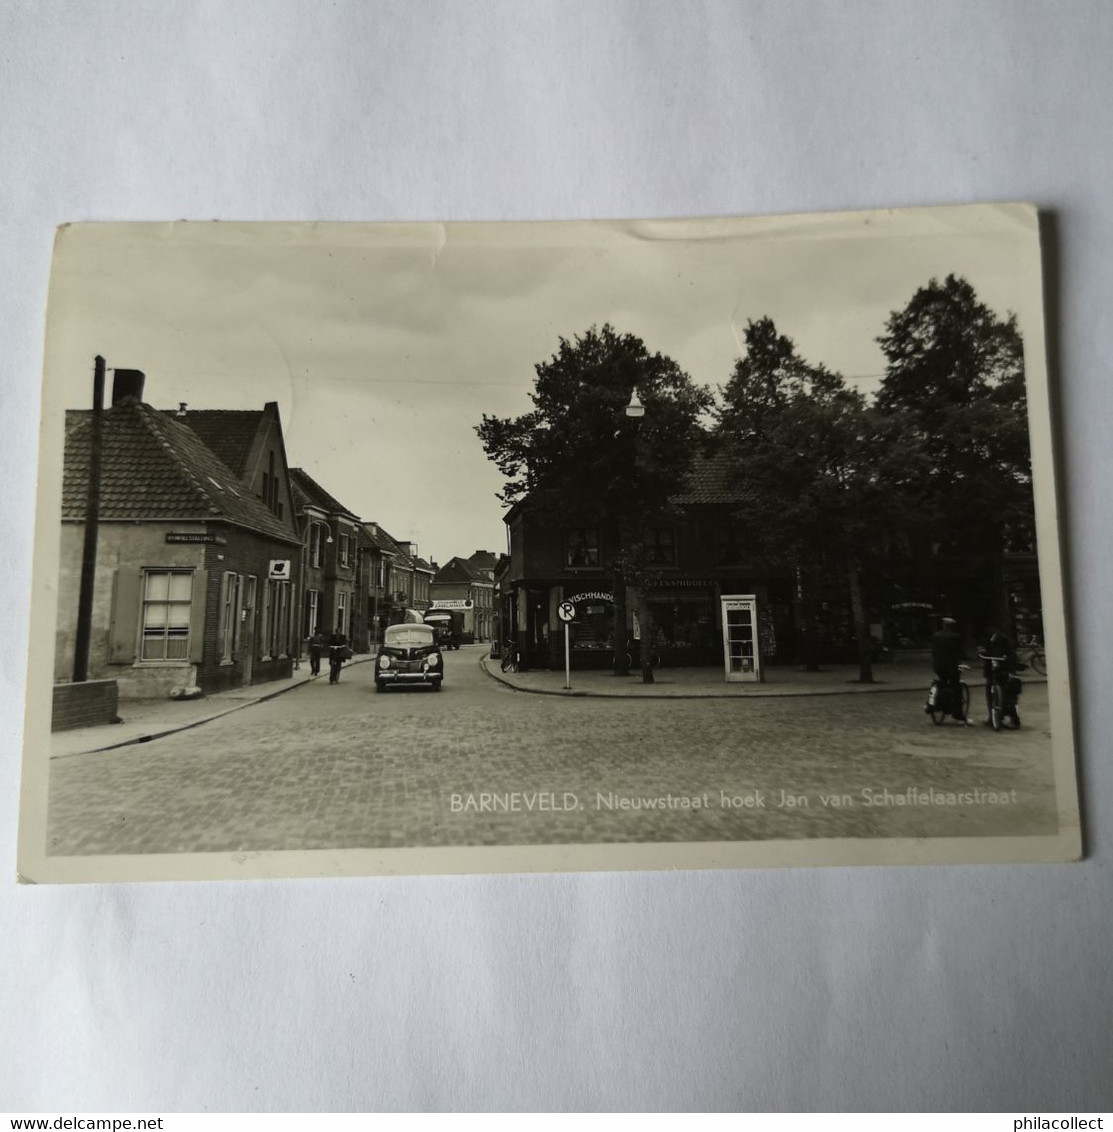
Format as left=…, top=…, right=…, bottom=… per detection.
left=41, top=206, right=1044, bottom=568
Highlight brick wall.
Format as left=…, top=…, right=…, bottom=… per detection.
left=52, top=679, right=119, bottom=732
left=203, top=530, right=298, bottom=691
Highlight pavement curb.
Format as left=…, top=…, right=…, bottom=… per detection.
left=53, top=656, right=374, bottom=758
left=477, top=654, right=1029, bottom=701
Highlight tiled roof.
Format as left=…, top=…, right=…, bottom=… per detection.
left=376, top=526, right=414, bottom=569
left=670, top=448, right=742, bottom=505
left=435, top=557, right=482, bottom=584
left=288, top=467, right=361, bottom=521
left=63, top=398, right=299, bottom=543
left=362, top=524, right=399, bottom=555
left=465, top=550, right=498, bottom=576
left=164, top=409, right=263, bottom=477
left=412, top=555, right=435, bottom=574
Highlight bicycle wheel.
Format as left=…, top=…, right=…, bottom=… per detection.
left=928, top=701, right=945, bottom=726
left=500, top=652, right=515, bottom=673
left=990, top=683, right=1004, bottom=732
left=1029, top=650, right=1046, bottom=676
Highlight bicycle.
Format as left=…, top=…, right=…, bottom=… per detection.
left=1018, top=635, right=1046, bottom=676
left=624, top=648, right=662, bottom=672
left=979, top=652, right=1022, bottom=731
left=925, top=664, right=971, bottom=726
left=500, top=640, right=520, bottom=674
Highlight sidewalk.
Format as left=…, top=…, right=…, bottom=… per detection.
left=480, top=653, right=1039, bottom=700
left=50, top=657, right=373, bottom=758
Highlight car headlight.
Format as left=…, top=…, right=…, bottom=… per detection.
left=378, top=655, right=391, bottom=670
left=425, top=654, right=440, bottom=668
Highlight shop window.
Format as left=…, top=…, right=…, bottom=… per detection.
left=140, top=570, right=193, bottom=661
left=566, top=527, right=599, bottom=568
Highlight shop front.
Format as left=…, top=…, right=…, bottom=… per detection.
left=513, top=578, right=781, bottom=671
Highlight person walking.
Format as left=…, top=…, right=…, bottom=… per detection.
left=930, top=616, right=972, bottom=725
left=308, top=626, right=325, bottom=677
left=327, top=625, right=349, bottom=685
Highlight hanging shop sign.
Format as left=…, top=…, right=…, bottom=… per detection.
left=268, top=559, right=292, bottom=581
left=431, top=599, right=473, bottom=610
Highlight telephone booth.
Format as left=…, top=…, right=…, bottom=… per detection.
left=720, top=594, right=762, bottom=682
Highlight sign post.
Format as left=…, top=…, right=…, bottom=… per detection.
left=557, top=600, right=576, bottom=690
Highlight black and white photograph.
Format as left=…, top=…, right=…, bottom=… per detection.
left=18, top=204, right=1080, bottom=882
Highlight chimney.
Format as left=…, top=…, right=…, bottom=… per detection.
left=176, top=402, right=188, bottom=417
left=111, top=368, right=146, bottom=405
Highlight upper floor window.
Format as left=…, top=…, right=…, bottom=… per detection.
left=566, top=527, right=599, bottom=568
left=262, top=450, right=283, bottom=517
left=648, top=527, right=677, bottom=566
left=339, top=533, right=350, bottom=568
left=716, top=526, right=743, bottom=566
left=309, top=522, right=325, bottom=568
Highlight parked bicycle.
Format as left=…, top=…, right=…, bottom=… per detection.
left=500, top=640, right=521, bottom=674
left=925, top=664, right=971, bottom=726
left=1017, top=635, right=1046, bottom=676
left=624, top=648, right=662, bottom=672
left=979, top=652, right=1022, bottom=731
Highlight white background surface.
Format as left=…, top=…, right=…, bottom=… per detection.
left=2, top=0, right=1110, bottom=1113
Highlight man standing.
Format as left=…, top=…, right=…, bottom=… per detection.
left=327, top=624, right=348, bottom=685
left=308, top=626, right=325, bottom=677
left=930, top=616, right=972, bottom=725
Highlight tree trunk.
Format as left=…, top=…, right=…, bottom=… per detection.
left=847, top=554, right=874, bottom=684
left=795, top=566, right=821, bottom=671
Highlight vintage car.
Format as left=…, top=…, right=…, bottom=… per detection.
left=375, top=623, right=444, bottom=692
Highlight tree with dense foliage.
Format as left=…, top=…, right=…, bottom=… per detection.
left=875, top=275, right=1031, bottom=630
left=718, top=318, right=916, bottom=681
left=477, top=324, right=713, bottom=677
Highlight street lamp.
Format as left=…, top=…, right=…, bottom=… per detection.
left=623, top=388, right=655, bottom=684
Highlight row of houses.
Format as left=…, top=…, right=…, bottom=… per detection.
left=54, top=370, right=497, bottom=702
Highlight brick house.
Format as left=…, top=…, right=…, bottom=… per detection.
left=57, top=378, right=302, bottom=698
left=289, top=468, right=362, bottom=648
left=430, top=555, right=496, bottom=644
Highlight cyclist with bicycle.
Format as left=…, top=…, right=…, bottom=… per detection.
left=980, top=627, right=1023, bottom=727
left=929, top=616, right=973, bottom=725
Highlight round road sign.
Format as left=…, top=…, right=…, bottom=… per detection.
left=557, top=600, right=576, bottom=623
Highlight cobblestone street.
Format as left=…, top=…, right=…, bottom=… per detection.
left=45, top=646, right=1060, bottom=856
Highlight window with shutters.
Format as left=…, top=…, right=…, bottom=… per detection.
left=140, top=570, right=193, bottom=661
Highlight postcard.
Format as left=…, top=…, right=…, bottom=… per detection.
left=17, top=205, right=1082, bottom=881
